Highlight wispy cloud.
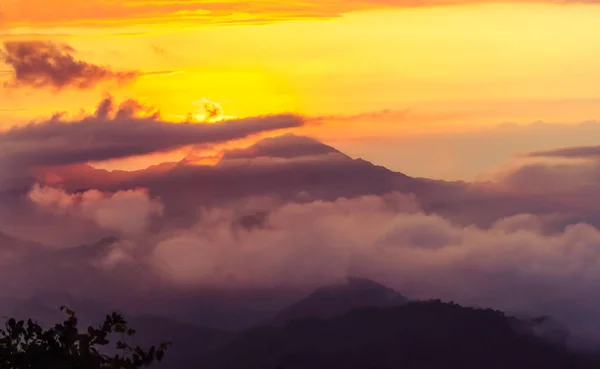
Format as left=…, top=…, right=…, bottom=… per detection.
left=139, top=70, right=185, bottom=78
left=2, top=0, right=597, bottom=29
left=528, top=145, right=600, bottom=160
left=0, top=108, right=27, bottom=112
left=0, top=41, right=138, bottom=90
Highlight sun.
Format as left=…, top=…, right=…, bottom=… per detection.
left=190, top=98, right=225, bottom=123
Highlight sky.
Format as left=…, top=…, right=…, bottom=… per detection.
left=7, top=0, right=600, bottom=344
left=4, top=1, right=600, bottom=179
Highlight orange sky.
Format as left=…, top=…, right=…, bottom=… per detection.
left=2, top=1, right=600, bottom=179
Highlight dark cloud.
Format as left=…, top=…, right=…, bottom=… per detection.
left=192, top=98, right=224, bottom=122
left=0, top=41, right=138, bottom=90
left=203, top=101, right=224, bottom=122
left=528, top=145, right=600, bottom=159
left=0, top=97, right=305, bottom=170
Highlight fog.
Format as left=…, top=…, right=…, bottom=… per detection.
left=2, top=181, right=600, bottom=342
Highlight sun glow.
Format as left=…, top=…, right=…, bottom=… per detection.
left=5, top=2, right=600, bottom=179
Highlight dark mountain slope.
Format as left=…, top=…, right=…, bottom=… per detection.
left=186, top=300, right=600, bottom=369
left=22, top=133, right=496, bottom=230
left=221, top=134, right=349, bottom=161
left=127, top=315, right=232, bottom=367
left=31, top=134, right=432, bottom=206
left=1, top=297, right=232, bottom=366
left=15, top=133, right=598, bottom=230
left=272, top=277, right=408, bottom=325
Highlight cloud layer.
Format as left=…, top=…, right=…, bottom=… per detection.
left=3, top=126, right=600, bottom=342
left=1, top=0, right=595, bottom=28
left=1, top=41, right=138, bottom=90
left=8, top=186, right=600, bottom=342
left=528, top=145, right=600, bottom=160
left=0, top=97, right=304, bottom=172
left=28, top=184, right=163, bottom=236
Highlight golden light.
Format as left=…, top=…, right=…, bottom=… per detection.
left=190, top=98, right=226, bottom=123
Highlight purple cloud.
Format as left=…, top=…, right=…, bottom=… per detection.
left=1, top=41, right=138, bottom=90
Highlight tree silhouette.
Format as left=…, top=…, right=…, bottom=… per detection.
left=0, top=306, right=170, bottom=369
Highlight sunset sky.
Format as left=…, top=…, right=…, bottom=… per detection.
left=8, top=1, right=600, bottom=343
left=3, top=0, right=600, bottom=179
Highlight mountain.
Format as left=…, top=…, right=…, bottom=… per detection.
left=58, top=236, right=120, bottom=259
left=0, top=230, right=41, bottom=251
left=0, top=296, right=232, bottom=368
left=30, top=134, right=429, bottom=205
left=127, top=315, right=232, bottom=368
left=12, top=133, right=594, bottom=232
left=25, top=134, right=462, bottom=229
left=185, top=300, right=600, bottom=369
left=271, top=277, right=408, bottom=325
left=220, top=134, right=349, bottom=161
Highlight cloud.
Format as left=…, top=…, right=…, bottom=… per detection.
left=8, top=132, right=600, bottom=341
left=481, top=140, right=600, bottom=195
left=528, top=145, right=600, bottom=160
left=310, top=109, right=411, bottom=125
left=5, top=189, right=600, bottom=341
left=143, top=194, right=600, bottom=340
left=0, top=41, right=138, bottom=90
left=324, top=118, right=600, bottom=181
left=138, top=70, right=185, bottom=78
left=202, top=100, right=224, bottom=122
left=189, top=98, right=225, bottom=123
left=22, top=131, right=600, bottom=236
left=27, top=184, right=163, bottom=235
left=0, top=97, right=305, bottom=171
left=1, top=0, right=596, bottom=29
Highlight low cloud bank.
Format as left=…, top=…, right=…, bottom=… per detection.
left=7, top=187, right=600, bottom=342
left=3, top=131, right=600, bottom=342
left=28, top=184, right=163, bottom=236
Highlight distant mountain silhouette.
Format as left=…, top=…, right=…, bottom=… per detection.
left=127, top=315, right=232, bottom=368
left=0, top=230, right=40, bottom=251
left=185, top=300, right=600, bottom=369
left=29, top=134, right=428, bottom=201
left=7, top=133, right=590, bottom=232
left=271, top=277, right=408, bottom=325
left=1, top=296, right=232, bottom=368
left=58, top=236, right=120, bottom=259
left=220, top=134, right=349, bottom=161
left=26, top=134, right=462, bottom=230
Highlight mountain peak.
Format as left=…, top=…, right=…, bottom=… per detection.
left=272, top=277, right=408, bottom=325
left=220, top=134, right=349, bottom=162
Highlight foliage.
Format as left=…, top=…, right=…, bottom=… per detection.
left=0, top=306, right=170, bottom=369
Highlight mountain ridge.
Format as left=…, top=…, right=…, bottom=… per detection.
left=271, top=277, right=409, bottom=326
left=184, top=299, right=598, bottom=369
